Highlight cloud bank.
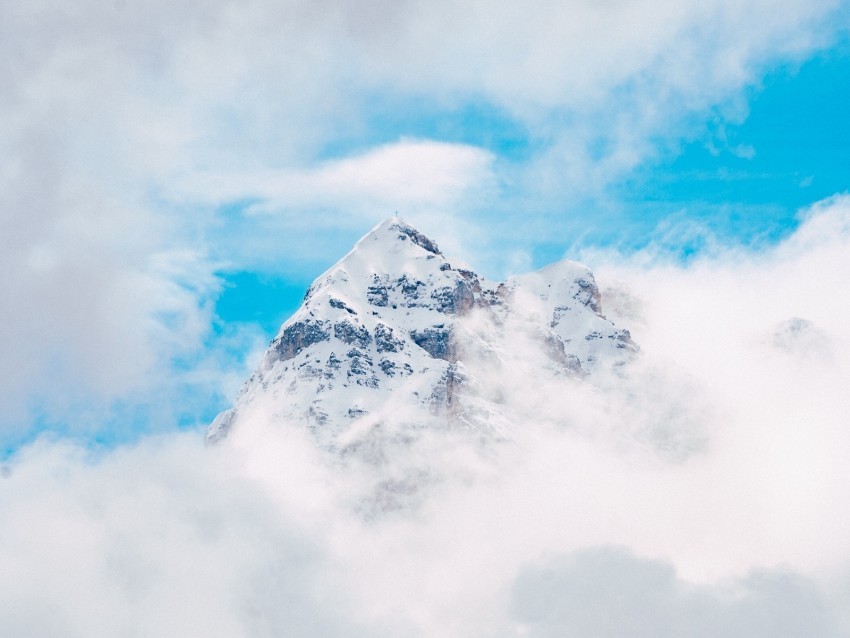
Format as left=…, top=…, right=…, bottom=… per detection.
left=3, top=196, right=850, bottom=636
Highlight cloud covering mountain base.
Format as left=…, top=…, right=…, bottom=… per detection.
left=3, top=198, right=850, bottom=636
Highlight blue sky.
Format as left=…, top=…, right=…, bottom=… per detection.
left=621, top=42, right=850, bottom=240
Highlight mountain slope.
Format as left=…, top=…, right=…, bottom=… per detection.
left=208, top=219, right=636, bottom=454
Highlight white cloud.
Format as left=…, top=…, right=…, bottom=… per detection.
left=173, top=139, right=497, bottom=268
left=0, top=161, right=220, bottom=434
left=511, top=548, right=846, bottom=637
left=0, top=434, right=369, bottom=637
left=586, top=196, right=850, bottom=579
left=182, top=140, right=495, bottom=212
left=3, top=196, right=850, bottom=636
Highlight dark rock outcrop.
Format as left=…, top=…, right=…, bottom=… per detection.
left=268, top=319, right=331, bottom=364
left=367, top=275, right=389, bottom=307
left=393, top=222, right=441, bottom=255
left=329, top=297, right=357, bottom=314
left=375, top=323, right=405, bottom=353
left=334, top=320, right=372, bottom=348
left=572, top=276, right=602, bottom=315
left=410, top=326, right=457, bottom=362
left=432, top=279, right=475, bottom=315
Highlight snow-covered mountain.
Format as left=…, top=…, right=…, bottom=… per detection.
left=208, top=219, right=637, bottom=455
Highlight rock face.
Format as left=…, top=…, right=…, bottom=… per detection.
left=207, top=218, right=637, bottom=453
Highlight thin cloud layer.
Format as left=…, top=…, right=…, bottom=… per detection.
left=3, top=197, right=850, bottom=636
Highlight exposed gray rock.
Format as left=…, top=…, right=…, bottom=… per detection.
left=431, top=279, right=475, bottom=315
left=375, top=323, right=405, bottom=353
left=572, top=276, right=603, bottom=315
left=551, top=305, right=572, bottom=327
left=367, top=275, right=389, bottom=307
left=608, top=329, right=638, bottom=351
left=346, top=348, right=373, bottom=376
left=268, top=319, right=331, bottom=364
left=541, top=333, right=584, bottom=374
left=429, top=363, right=465, bottom=416
left=392, top=221, right=441, bottom=255
left=410, top=326, right=457, bottom=362
left=329, top=297, right=357, bottom=314
left=324, top=352, right=342, bottom=378
left=334, top=320, right=372, bottom=348
left=399, top=275, right=425, bottom=302
left=379, top=359, right=397, bottom=376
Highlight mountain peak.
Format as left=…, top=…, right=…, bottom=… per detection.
left=208, top=219, right=637, bottom=454
left=359, top=217, right=442, bottom=256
